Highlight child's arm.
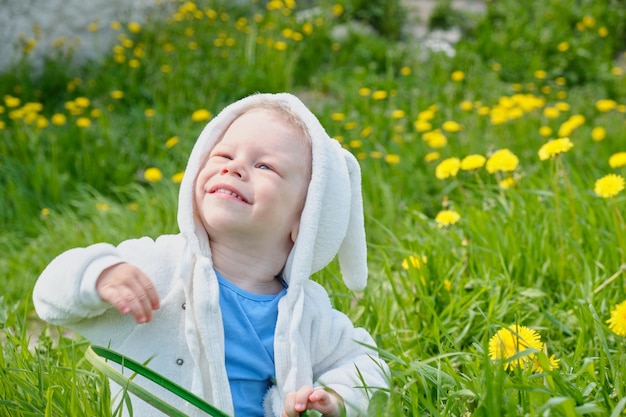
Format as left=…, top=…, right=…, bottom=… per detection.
left=288, top=283, right=389, bottom=416
left=33, top=235, right=180, bottom=327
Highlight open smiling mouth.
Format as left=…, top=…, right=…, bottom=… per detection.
left=211, top=187, right=250, bottom=204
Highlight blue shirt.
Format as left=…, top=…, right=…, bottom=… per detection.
left=217, top=272, right=287, bottom=417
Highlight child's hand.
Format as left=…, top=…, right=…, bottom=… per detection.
left=96, top=263, right=160, bottom=324
left=281, top=385, right=344, bottom=417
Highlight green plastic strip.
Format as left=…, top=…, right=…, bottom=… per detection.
left=85, top=345, right=230, bottom=417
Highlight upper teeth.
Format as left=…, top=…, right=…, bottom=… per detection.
left=216, top=188, right=242, bottom=200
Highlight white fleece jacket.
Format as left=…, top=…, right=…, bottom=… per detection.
left=33, top=93, right=389, bottom=417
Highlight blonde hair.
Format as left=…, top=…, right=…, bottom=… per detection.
left=238, top=99, right=312, bottom=146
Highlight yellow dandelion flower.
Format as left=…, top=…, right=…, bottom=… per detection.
left=401, top=255, right=426, bottom=270
left=358, top=88, right=371, bottom=97
left=598, top=26, right=608, bottom=37
left=489, top=325, right=543, bottom=370
left=144, top=108, right=155, bottom=118
left=460, top=154, right=486, bottom=171
left=532, top=353, right=560, bottom=373
left=36, top=116, right=48, bottom=129
left=499, top=177, right=517, bottom=189
left=51, top=113, right=67, bottom=126
left=191, top=109, right=212, bottom=122
left=348, top=140, right=362, bottom=149
left=172, top=171, right=185, bottom=184
left=486, top=149, right=519, bottom=173
left=607, top=300, right=626, bottom=337
left=331, top=112, right=346, bottom=121
left=558, top=122, right=574, bottom=137
left=594, top=174, right=625, bottom=198
left=538, top=138, right=574, bottom=161
left=400, top=66, right=411, bottom=76
left=425, top=152, right=440, bottom=162
left=596, top=99, right=617, bottom=112
left=557, top=42, right=569, bottom=52
left=435, top=157, right=461, bottom=179
left=591, top=126, right=606, bottom=142
left=302, top=22, right=313, bottom=35
left=459, top=101, right=473, bottom=111
left=391, top=109, right=406, bottom=119
left=569, top=114, right=585, bottom=126
left=165, top=136, right=180, bottom=148
left=609, top=152, right=626, bottom=169
left=435, top=210, right=461, bottom=227
left=360, top=126, right=372, bottom=137
left=110, top=20, right=121, bottom=30
left=274, top=41, right=288, bottom=51
left=555, top=101, right=569, bottom=112
left=371, top=90, right=388, bottom=100
left=128, top=21, right=142, bottom=33
left=418, top=109, right=436, bottom=121
left=332, top=4, right=344, bottom=17
left=369, top=151, right=383, bottom=159
left=443, top=279, right=452, bottom=292
left=477, top=105, right=490, bottom=116
left=4, top=95, right=20, bottom=108
left=543, top=107, right=560, bottom=119
left=582, top=15, right=595, bottom=28
left=534, top=70, right=547, bottom=79
left=413, top=120, right=432, bottom=133
left=539, top=126, right=552, bottom=137
left=144, top=167, right=163, bottom=183
left=442, top=120, right=462, bottom=133
left=111, top=90, right=124, bottom=100
left=385, top=154, right=400, bottom=165
left=451, top=70, right=465, bottom=82
left=41, top=208, right=50, bottom=217
left=423, top=129, right=447, bottom=148
left=76, top=117, right=91, bottom=128
left=96, top=202, right=110, bottom=212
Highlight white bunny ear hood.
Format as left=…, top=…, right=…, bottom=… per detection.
left=177, top=92, right=368, bottom=291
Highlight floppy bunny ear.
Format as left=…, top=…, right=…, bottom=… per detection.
left=337, top=149, right=368, bottom=291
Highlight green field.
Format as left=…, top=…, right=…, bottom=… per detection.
left=1, top=0, right=626, bottom=415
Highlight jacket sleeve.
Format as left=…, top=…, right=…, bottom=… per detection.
left=33, top=234, right=183, bottom=327
left=304, top=283, right=390, bottom=417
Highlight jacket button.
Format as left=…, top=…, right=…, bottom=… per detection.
left=176, top=358, right=184, bottom=365
left=182, top=302, right=186, bottom=310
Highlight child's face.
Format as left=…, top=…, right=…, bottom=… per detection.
left=194, top=108, right=311, bottom=247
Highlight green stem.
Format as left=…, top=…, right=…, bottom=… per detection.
left=558, top=157, right=580, bottom=241
left=612, top=199, right=626, bottom=265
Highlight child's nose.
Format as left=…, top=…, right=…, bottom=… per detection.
left=221, top=161, right=246, bottom=179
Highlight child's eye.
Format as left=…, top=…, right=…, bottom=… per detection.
left=256, top=163, right=273, bottom=171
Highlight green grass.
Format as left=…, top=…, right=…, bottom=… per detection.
left=1, top=0, right=626, bottom=415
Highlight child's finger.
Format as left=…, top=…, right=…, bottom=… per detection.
left=134, top=272, right=160, bottom=310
